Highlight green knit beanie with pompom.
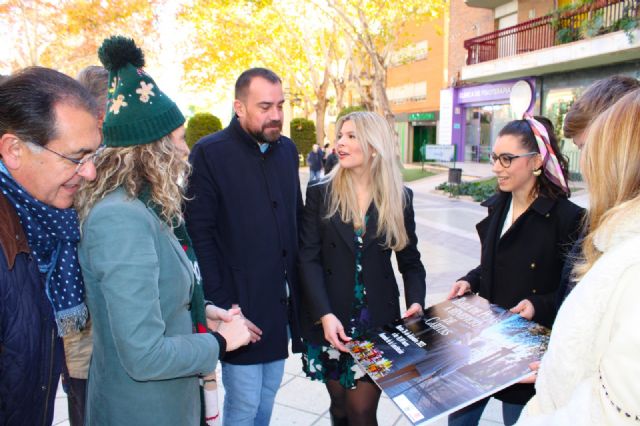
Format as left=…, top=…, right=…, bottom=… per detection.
left=98, top=35, right=184, bottom=147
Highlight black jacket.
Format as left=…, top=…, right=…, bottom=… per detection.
left=461, top=192, right=584, bottom=404
left=0, top=192, right=63, bottom=426
left=185, top=117, right=304, bottom=364
left=298, top=182, right=426, bottom=345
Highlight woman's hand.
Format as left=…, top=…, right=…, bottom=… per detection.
left=206, top=304, right=262, bottom=343
left=510, top=299, right=535, bottom=320
left=320, top=313, right=351, bottom=352
left=216, top=315, right=251, bottom=352
left=205, top=304, right=241, bottom=331
left=447, top=280, right=471, bottom=299
left=403, top=303, right=423, bottom=318
left=519, top=361, right=540, bottom=384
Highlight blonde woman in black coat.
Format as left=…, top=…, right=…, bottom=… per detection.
left=447, top=117, right=583, bottom=426
left=298, top=111, right=427, bottom=426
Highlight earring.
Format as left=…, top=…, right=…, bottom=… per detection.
left=372, top=152, right=377, bottom=157
left=533, top=168, right=542, bottom=177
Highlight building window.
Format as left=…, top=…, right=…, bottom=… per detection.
left=387, top=82, right=428, bottom=104
left=389, top=41, right=429, bottom=67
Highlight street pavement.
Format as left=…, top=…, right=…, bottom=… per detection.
left=52, top=162, right=588, bottom=425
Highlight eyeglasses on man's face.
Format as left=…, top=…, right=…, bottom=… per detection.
left=490, top=152, right=538, bottom=168
left=25, top=140, right=105, bottom=174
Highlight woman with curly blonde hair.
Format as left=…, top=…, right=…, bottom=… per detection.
left=298, top=111, right=426, bottom=425
left=76, top=36, right=250, bottom=426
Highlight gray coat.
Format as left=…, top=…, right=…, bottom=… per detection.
left=79, top=187, right=219, bottom=425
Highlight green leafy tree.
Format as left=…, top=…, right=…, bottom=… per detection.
left=185, top=112, right=223, bottom=149
left=336, top=105, right=367, bottom=121
left=312, top=0, right=446, bottom=128
left=290, top=118, right=316, bottom=163
left=0, top=0, right=159, bottom=74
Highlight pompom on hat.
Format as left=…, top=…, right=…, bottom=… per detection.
left=98, top=35, right=184, bottom=147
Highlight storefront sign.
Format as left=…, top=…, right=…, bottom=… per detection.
left=457, top=80, right=528, bottom=104
left=423, top=145, right=456, bottom=162
left=409, top=112, right=436, bottom=121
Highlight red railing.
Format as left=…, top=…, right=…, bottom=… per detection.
left=464, top=0, right=639, bottom=65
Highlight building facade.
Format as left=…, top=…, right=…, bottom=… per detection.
left=387, top=19, right=446, bottom=163
left=438, top=0, right=640, bottom=175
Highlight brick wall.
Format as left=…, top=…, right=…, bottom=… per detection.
left=448, top=0, right=494, bottom=86
left=517, top=0, right=555, bottom=22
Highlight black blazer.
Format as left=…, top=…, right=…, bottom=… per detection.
left=186, top=117, right=304, bottom=364
left=298, top=182, right=426, bottom=345
left=462, top=192, right=583, bottom=328
left=460, top=191, right=584, bottom=404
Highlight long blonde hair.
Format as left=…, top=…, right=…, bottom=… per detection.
left=326, top=111, right=408, bottom=251
left=574, top=88, right=640, bottom=279
left=76, top=136, right=189, bottom=227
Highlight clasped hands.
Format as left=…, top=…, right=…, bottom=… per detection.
left=205, top=304, right=262, bottom=351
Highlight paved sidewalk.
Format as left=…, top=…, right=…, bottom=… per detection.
left=54, top=162, right=587, bottom=425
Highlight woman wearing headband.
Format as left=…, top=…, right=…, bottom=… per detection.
left=446, top=116, right=584, bottom=426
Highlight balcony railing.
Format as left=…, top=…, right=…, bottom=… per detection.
left=464, top=0, right=640, bottom=65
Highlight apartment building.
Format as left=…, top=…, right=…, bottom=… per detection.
left=438, top=0, right=640, bottom=175
left=387, top=19, right=446, bottom=163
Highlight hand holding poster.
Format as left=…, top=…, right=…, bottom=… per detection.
left=346, top=294, right=549, bottom=425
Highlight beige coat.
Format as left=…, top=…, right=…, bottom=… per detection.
left=518, top=206, right=640, bottom=425
left=63, top=321, right=92, bottom=379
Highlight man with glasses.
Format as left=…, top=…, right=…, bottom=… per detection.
left=0, top=66, right=102, bottom=425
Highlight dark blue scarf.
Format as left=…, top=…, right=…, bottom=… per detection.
left=0, top=161, right=88, bottom=336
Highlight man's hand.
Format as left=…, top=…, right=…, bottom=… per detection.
left=232, top=304, right=262, bottom=343
left=217, top=315, right=251, bottom=352
left=320, top=313, right=351, bottom=352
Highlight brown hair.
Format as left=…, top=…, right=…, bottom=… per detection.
left=76, top=65, right=109, bottom=117
left=563, top=75, right=640, bottom=138
left=574, top=88, right=640, bottom=279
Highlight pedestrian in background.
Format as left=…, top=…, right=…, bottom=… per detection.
left=447, top=116, right=583, bottom=426
left=519, top=88, right=640, bottom=425
left=298, top=111, right=426, bottom=426
left=76, top=36, right=250, bottom=426
left=307, top=143, right=324, bottom=183
left=0, top=67, right=102, bottom=425
left=324, top=145, right=339, bottom=175
left=555, top=75, right=640, bottom=306
left=186, top=68, right=303, bottom=426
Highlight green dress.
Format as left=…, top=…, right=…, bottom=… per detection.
left=302, top=224, right=372, bottom=389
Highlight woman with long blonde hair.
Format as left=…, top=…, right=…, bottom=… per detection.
left=519, top=88, right=640, bottom=425
left=75, top=36, right=250, bottom=425
left=298, top=111, right=427, bottom=425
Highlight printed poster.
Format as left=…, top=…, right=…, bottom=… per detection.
left=346, top=294, right=549, bottom=425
